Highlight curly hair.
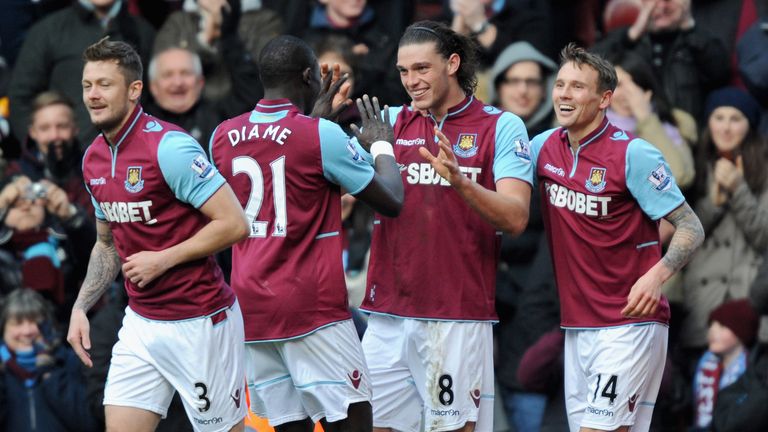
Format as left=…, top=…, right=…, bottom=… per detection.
left=398, top=20, right=479, bottom=96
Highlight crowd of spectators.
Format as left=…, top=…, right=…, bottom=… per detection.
left=0, top=0, right=766, bottom=431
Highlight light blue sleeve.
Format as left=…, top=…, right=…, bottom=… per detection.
left=82, top=148, right=106, bottom=220
left=348, top=105, right=404, bottom=165
left=90, top=195, right=105, bottom=220
left=157, top=131, right=226, bottom=208
left=207, top=124, right=220, bottom=165
left=529, top=128, right=559, bottom=186
left=626, top=138, right=686, bottom=220
left=493, top=111, right=534, bottom=186
left=318, top=119, right=376, bottom=195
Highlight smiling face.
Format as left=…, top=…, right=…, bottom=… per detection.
left=708, top=106, right=750, bottom=155
left=149, top=49, right=204, bottom=115
left=82, top=60, right=142, bottom=137
left=397, top=41, right=461, bottom=116
left=497, top=60, right=545, bottom=120
left=28, top=103, right=77, bottom=155
left=552, top=61, right=612, bottom=141
left=3, top=316, right=41, bottom=352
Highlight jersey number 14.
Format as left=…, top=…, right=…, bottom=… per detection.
left=233, top=156, right=287, bottom=238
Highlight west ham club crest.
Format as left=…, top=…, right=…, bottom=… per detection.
left=125, top=166, right=145, bottom=193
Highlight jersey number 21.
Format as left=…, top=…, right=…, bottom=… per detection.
left=233, top=155, right=287, bottom=237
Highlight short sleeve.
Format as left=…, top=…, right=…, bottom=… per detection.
left=626, top=138, right=686, bottom=220
left=493, top=111, right=534, bottom=186
left=157, top=131, right=226, bottom=208
left=318, top=119, right=375, bottom=195
left=207, top=124, right=220, bottom=165
left=90, top=195, right=106, bottom=221
left=82, top=150, right=106, bottom=221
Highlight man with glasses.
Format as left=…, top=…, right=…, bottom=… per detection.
left=489, top=41, right=557, bottom=137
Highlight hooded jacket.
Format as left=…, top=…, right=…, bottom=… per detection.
left=488, top=42, right=557, bottom=137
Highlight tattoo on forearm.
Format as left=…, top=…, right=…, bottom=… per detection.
left=662, top=203, right=704, bottom=273
left=73, top=227, right=121, bottom=312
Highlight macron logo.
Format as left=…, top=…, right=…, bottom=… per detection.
left=544, top=163, right=565, bottom=177
left=396, top=138, right=425, bottom=146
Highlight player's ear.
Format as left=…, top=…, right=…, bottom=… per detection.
left=447, top=53, right=461, bottom=76
left=599, top=89, right=613, bottom=110
left=302, top=67, right=312, bottom=86
left=128, top=80, right=143, bottom=102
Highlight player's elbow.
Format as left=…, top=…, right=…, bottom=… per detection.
left=500, top=210, right=529, bottom=236
left=375, top=198, right=403, bottom=218
left=231, top=213, right=250, bottom=243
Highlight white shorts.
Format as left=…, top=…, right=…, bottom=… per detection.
left=361, top=314, right=494, bottom=432
left=104, top=302, right=246, bottom=432
left=245, top=320, right=371, bottom=427
left=564, top=323, right=668, bottom=432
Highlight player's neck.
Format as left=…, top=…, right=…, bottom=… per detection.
left=566, top=111, right=606, bottom=151
left=263, top=89, right=306, bottom=113
left=104, top=105, right=137, bottom=146
left=429, top=85, right=467, bottom=123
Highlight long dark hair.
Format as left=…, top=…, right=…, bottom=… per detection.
left=694, top=126, right=768, bottom=198
left=398, top=20, right=478, bottom=96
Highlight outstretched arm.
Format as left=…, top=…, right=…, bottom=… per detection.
left=420, top=128, right=531, bottom=235
left=67, top=220, right=122, bottom=367
left=622, top=202, right=704, bottom=317
left=350, top=96, right=403, bottom=217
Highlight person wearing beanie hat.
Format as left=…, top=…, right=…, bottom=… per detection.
left=708, top=298, right=760, bottom=347
left=704, top=87, right=762, bottom=131
left=681, top=85, right=768, bottom=352
left=691, top=299, right=759, bottom=430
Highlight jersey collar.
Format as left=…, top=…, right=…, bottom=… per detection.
left=254, top=99, right=300, bottom=114
left=559, top=116, right=610, bottom=149
left=102, top=104, right=144, bottom=149
left=441, top=95, right=475, bottom=120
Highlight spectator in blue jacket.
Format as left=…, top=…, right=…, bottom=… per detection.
left=0, top=288, right=97, bottom=432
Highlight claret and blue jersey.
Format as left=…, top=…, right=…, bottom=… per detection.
left=360, top=96, right=534, bottom=321
left=209, top=99, right=377, bottom=342
left=82, top=105, right=234, bottom=321
left=529, top=117, right=685, bottom=328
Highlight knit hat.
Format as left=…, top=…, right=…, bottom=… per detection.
left=704, top=87, right=762, bottom=130
left=709, top=298, right=760, bottom=346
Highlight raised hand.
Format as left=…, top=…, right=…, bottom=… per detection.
left=310, top=63, right=352, bottom=121
left=419, top=127, right=462, bottom=186
left=713, top=156, right=744, bottom=194
left=349, top=95, right=394, bottom=152
left=628, top=0, right=658, bottom=41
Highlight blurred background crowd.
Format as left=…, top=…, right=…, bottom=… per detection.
left=0, top=0, right=767, bottom=431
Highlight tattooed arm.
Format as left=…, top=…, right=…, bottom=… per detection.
left=661, top=202, right=705, bottom=273
left=67, top=220, right=122, bottom=367
left=622, top=202, right=704, bottom=318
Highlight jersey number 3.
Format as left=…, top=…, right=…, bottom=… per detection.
left=233, top=156, right=287, bottom=237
